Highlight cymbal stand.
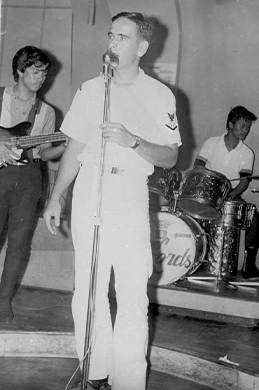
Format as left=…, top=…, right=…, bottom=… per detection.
left=81, top=55, right=116, bottom=390
left=172, top=190, right=179, bottom=213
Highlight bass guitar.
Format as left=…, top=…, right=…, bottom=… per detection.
left=0, top=121, right=67, bottom=166
left=0, top=121, right=67, bottom=148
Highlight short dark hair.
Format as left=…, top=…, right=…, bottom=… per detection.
left=226, top=105, right=257, bottom=130
left=12, top=46, right=51, bottom=82
left=112, top=12, right=153, bottom=43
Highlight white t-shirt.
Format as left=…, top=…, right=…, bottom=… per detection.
left=61, top=69, right=181, bottom=176
left=197, top=134, right=254, bottom=186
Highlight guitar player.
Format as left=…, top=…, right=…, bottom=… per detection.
left=0, top=46, right=66, bottom=323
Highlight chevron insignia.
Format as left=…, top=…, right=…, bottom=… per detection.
left=165, top=112, right=178, bottom=131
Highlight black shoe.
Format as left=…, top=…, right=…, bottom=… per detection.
left=87, top=378, right=111, bottom=389
left=70, top=377, right=111, bottom=390
left=0, top=297, right=14, bottom=323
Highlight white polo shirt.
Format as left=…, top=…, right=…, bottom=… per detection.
left=198, top=134, right=254, bottom=186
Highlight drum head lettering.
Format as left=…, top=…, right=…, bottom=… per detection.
left=149, top=212, right=197, bottom=285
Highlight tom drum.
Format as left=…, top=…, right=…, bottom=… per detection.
left=177, top=168, right=231, bottom=220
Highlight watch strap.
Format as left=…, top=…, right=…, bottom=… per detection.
left=131, top=135, right=140, bottom=149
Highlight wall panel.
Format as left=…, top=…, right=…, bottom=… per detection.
left=176, top=0, right=259, bottom=207
left=40, top=8, right=72, bottom=118
left=0, top=7, right=44, bottom=85
left=6, top=0, right=45, bottom=6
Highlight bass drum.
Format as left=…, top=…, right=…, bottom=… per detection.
left=149, top=210, right=207, bottom=286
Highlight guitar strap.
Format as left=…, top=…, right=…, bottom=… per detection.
left=26, top=98, right=42, bottom=161
left=27, top=97, right=42, bottom=134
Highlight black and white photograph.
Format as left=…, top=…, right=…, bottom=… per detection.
left=0, top=1, right=258, bottom=389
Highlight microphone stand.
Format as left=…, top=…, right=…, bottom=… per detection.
left=81, top=56, right=115, bottom=390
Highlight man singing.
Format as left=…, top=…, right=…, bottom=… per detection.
left=44, top=12, right=181, bottom=390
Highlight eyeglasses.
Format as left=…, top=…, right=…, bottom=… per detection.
left=30, top=64, right=49, bottom=77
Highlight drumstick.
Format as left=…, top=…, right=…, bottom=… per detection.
left=230, top=175, right=259, bottom=182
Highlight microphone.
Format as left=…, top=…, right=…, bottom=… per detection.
left=102, top=51, right=119, bottom=77
left=102, top=51, right=119, bottom=67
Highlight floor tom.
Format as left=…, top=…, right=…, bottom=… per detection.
left=206, top=222, right=240, bottom=277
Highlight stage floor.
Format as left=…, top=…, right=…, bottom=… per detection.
left=0, top=357, right=214, bottom=390
left=0, top=286, right=258, bottom=381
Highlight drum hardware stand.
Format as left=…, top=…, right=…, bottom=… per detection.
left=172, top=190, right=179, bottom=213
left=80, top=52, right=118, bottom=390
left=228, top=246, right=259, bottom=287
left=242, top=249, right=248, bottom=275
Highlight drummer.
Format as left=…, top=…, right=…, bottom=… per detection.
left=193, top=105, right=259, bottom=278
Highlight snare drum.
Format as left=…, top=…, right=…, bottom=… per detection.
left=218, top=201, right=256, bottom=229
left=149, top=210, right=207, bottom=285
left=178, top=168, right=231, bottom=220
left=219, top=201, right=247, bottom=228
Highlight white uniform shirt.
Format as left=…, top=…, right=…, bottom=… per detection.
left=61, top=69, right=181, bottom=176
left=198, top=134, right=254, bottom=186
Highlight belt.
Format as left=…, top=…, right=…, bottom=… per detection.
left=30, top=158, right=42, bottom=163
left=15, top=158, right=42, bottom=166
left=110, top=166, right=124, bottom=175
left=108, top=166, right=147, bottom=179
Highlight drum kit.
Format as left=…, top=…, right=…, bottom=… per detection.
left=149, top=167, right=257, bottom=289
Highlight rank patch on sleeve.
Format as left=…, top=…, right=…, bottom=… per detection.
left=165, top=112, right=178, bottom=131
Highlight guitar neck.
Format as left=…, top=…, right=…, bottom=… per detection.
left=13, top=132, right=67, bottom=148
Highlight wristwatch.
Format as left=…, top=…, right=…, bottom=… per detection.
left=130, top=135, right=141, bottom=150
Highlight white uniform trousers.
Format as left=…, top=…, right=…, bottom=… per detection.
left=71, top=165, right=152, bottom=390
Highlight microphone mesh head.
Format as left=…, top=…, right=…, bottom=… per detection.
left=102, top=51, right=119, bottom=68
